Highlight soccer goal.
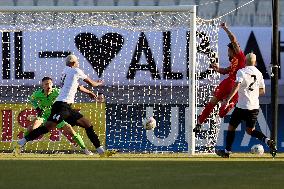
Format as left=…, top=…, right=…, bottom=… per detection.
left=0, top=6, right=220, bottom=155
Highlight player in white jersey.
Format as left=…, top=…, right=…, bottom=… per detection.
left=18, top=55, right=115, bottom=157
left=216, top=53, right=277, bottom=158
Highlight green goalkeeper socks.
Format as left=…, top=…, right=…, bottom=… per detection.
left=73, top=133, right=86, bottom=149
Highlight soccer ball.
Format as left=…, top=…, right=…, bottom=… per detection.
left=251, top=144, right=264, bottom=155
left=142, top=117, right=156, bottom=130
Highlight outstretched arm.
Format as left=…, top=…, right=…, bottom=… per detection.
left=83, top=77, right=104, bottom=88
left=211, top=63, right=230, bottom=75
left=221, top=22, right=241, bottom=54
left=78, top=85, right=97, bottom=100
left=28, top=92, right=44, bottom=116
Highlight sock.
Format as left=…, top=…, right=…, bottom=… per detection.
left=225, top=130, right=235, bottom=152
left=24, top=130, right=29, bottom=137
left=72, top=133, right=86, bottom=149
left=251, top=130, right=267, bottom=143
left=25, top=126, right=49, bottom=141
left=96, top=146, right=105, bottom=154
left=198, top=102, right=215, bottom=124
left=85, top=126, right=101, bottom=148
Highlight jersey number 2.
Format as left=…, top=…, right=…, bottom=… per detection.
left=248, top=75, right=257, bottom=91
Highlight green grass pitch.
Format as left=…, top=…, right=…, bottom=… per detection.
left=0, top=153, right=283, bottom=189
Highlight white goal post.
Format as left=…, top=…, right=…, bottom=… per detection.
left=0, top=5, right=220, bottom=155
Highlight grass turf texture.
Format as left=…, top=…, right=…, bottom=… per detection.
left=0, top=153, right=283, bottom=189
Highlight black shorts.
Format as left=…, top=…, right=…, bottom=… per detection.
left=47, top=101, right=83, bottom=126
left=229, top=107, right=259, bottom=128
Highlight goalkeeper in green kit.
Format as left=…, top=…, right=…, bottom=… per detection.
left=25, top=76, right=93, bottom=155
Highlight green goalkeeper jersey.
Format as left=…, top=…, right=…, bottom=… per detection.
left=28, top=88, right=60, bottom=121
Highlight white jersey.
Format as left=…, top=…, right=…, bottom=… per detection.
left=235, top=66, right=265, bottom=110
left=56, top=66, right=88, bottom=103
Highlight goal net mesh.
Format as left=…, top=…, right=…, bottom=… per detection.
left=0, top=8, right=220, bottom=154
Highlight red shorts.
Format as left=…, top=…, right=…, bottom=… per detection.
left=214, top=78, right=238, bottom=104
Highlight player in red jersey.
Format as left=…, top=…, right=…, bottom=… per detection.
left=193, top=22, right=246, bottom=133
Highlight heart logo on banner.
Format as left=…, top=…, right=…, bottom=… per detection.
left=75, top=33, right=124, bottom=77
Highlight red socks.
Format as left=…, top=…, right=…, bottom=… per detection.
left=198, top=102, right=215, bottom=124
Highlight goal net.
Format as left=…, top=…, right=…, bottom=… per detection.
left=0, top=6, right=220, bottom=155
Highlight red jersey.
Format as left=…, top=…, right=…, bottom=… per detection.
left=228, top=51, right=246, bottom=80
left=213, top=50, right=245, bottom=102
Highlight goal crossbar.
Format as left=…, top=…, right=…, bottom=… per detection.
left=0, top=5, right=196, bottom=13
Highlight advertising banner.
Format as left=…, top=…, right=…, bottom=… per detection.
left=1, top=102, right=282, bottom=153
left=106, top=104, right=284, bottom=153
left=0, top=27, right=190, bottom=86
left=0, top=103, right=106, bottom=151
left=1, top=27, right=281, bottom=86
